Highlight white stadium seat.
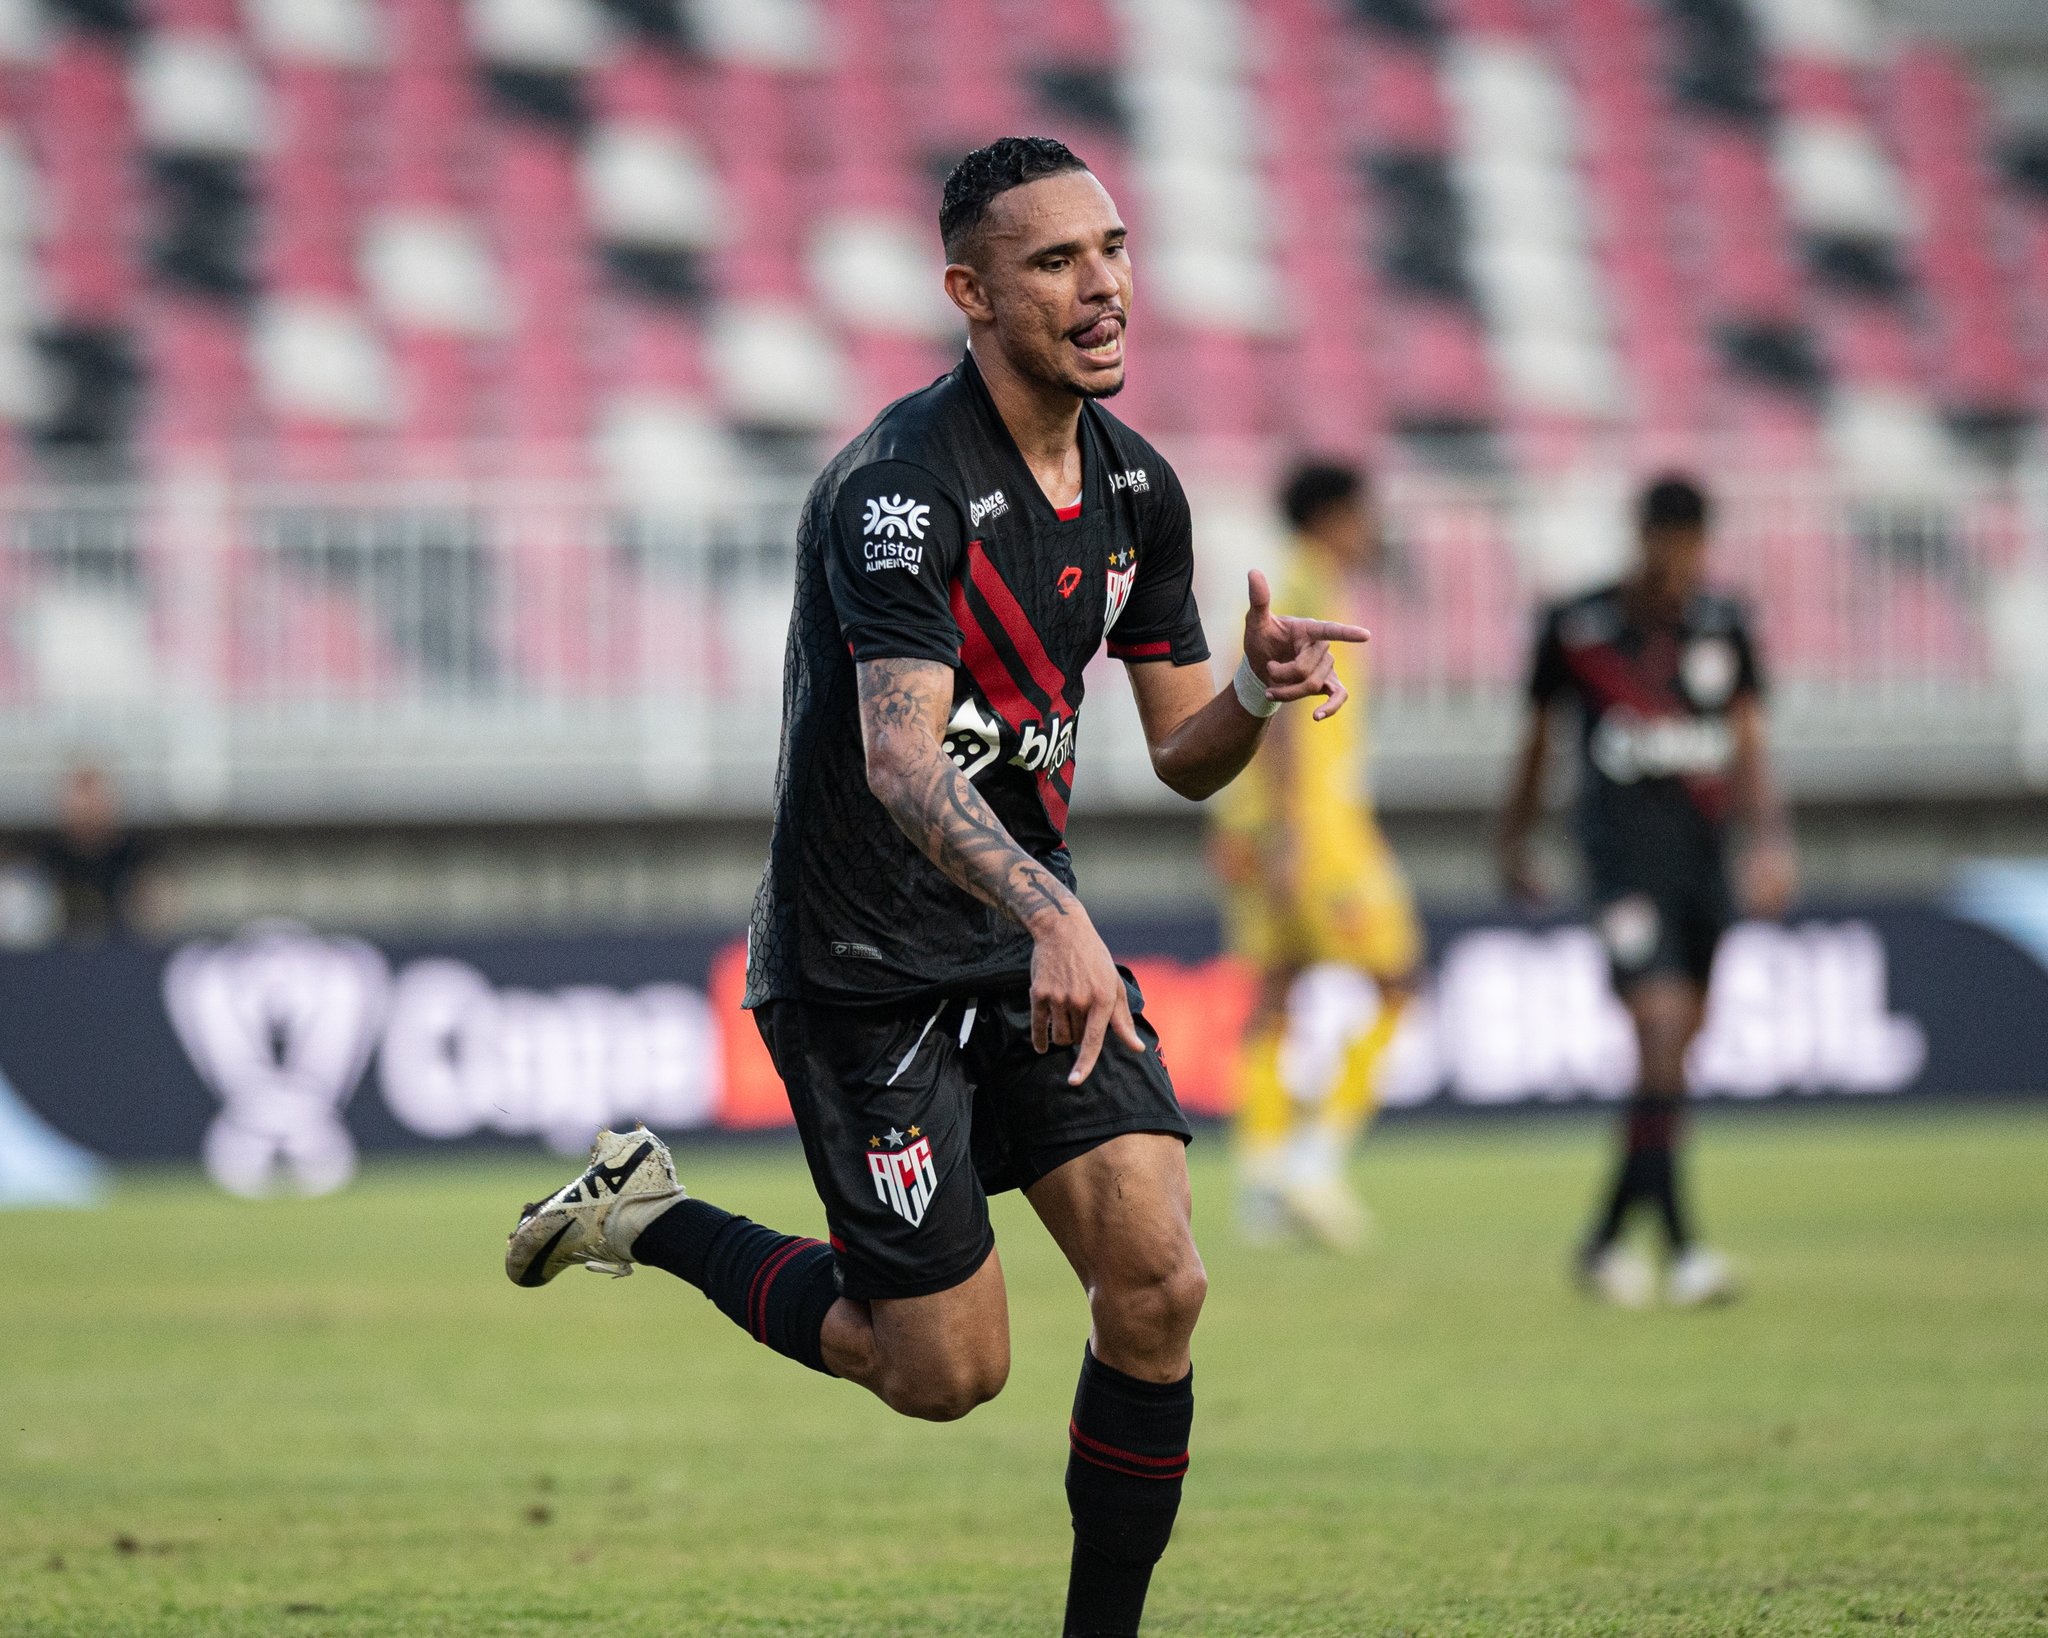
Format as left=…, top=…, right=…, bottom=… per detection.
left=582, top=122, right=724, bottom=252
left=1445, top=40, right=1577, bottom=163
left=362, top=211, right=508, bottom=337
left=253, top=297, right=396, bottom=425
left=1498, top=327, right=1625, bottom=418
left=466, top=0, right=616, bottom=71
left=707, top=301, right=848, bottom=430
left=1150, top=245, right=1281, bottom=334
left=1138, top=156, right=1271, bottom=251
left=1827, top=388, right=1964, bottom=493
left=245, top=0, right=384, bottom=66
left=132, top=33, right=268, bottom=157
left=0, top=330, right=50, bottom=423
left=681, top=0, right=825, bottom=70
left=808, top=215, right=957, bottom=339
left=1122, top=68, right=1262, bottom=163
left=599, top=392, right=739, bottom=509
left=1776, top=115, right=1912, bottom=240
left=1745, top=0, right=1885, bottom=65
left=0, top=0, right=42, bottom=63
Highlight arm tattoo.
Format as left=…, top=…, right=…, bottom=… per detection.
left=858, top=659, right=1073, bottom=927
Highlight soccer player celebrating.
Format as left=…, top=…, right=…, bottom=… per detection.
left=1211, top=461, right=1421, bottom=1250
left=1499, top=475, right=1794, bottom=1308
left=505, top=137, right=1366, bottom=1634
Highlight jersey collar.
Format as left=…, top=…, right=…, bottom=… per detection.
left=958, top=349, right=1097, bottom=528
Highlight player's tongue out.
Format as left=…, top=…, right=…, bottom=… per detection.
left=1070, top=316, right=1121, bottom=359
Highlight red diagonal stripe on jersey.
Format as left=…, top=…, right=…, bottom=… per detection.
left=950, top=576, right=1035, bottom=732
left=1564, top=642, right=1680, bottom=720
left=1038, top=773, right=1069, bottom=831
left=969, top=542, right=1071, bottom=714
left=1565, top=638, right=1728, bottom=818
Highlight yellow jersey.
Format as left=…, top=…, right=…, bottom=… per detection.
left=1213, top=539, right=1421, bottom=979
left=1216, top=543, right=1374, bottom=843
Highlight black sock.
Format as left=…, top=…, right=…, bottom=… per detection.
left=630, top=1198, right=841, bottom=1375
left=1587, top=1148, right=1648, bottom=1254
left=1646, top=1127, right=1694, bottom=1255
left=1586, top=1095, right=1685, bottom=1256
left=1063, top=1347, right=1193, bottom=1638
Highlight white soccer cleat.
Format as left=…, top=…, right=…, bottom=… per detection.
left=505, top=1125, right=684, bottom=1288
left=1282, top=1176, right=1375, bottom=1253
left=1237, top=1182, right=1294, bottom=1248
left=1667, top=1247, right=1740, bottom=1308
left=1579, top=1244, right=1655, bottom=1309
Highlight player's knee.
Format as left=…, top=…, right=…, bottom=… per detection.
left=880, top=1349, right=1009, bottom=1422
left=1096, top=1247, right=1207, bottom=1356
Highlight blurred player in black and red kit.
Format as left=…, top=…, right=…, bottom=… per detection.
left=504, top=137, right=1369, bottom=1635
left=1499, top=477, right=1795, bottom=1309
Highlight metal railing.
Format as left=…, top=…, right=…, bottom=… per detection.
left=0, top=467, right=2041, bottom=823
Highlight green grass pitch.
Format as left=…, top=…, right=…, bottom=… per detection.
left=3, top=1107, right=2044, bottom=1636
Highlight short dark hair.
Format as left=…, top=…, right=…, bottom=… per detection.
left=1281, top=459, right=1366, bottom=531
left=940, top=136, right=1089, bottom=262
left=1639, top=474, right=1709, bottom=533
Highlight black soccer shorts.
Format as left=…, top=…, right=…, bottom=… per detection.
left=1591, top=859, right=1735, bottom=991
left=754, top=967, right=1193, bottom=1303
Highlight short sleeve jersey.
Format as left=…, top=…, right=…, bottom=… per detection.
left=745, top=352, right=1210, bottom=1008
left=1526, top=581, right=1764, bottom=874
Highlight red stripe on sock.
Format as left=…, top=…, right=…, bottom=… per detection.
left=1068, top=1419, right=1190, bottom=1479
left=747, top=1239, right=819, bottom=1342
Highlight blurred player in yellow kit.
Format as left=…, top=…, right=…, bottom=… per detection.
left=1211, top=461, right=1422, bottom=1248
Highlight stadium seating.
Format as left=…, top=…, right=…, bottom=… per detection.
left=0, top=0, right=2036, bottom=715
left=0, top=0, right=2029, bottom=486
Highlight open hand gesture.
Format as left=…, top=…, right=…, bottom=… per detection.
left=1241, top=570, right=1371, bottom=721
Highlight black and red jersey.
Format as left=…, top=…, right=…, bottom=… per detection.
left=745, top=351, right=1209, bottom=1008
left=1528, top=581, right=1764, bottom=875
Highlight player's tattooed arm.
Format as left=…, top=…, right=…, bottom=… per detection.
left=855, top=658, right=1075, bottom=928
left=857, top=656, right=1142, bottom=1082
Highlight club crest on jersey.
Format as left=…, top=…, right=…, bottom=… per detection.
left=1104, top=544, right=1137, bottom=636
left=1057, top=565, right=1082, bottom=598
left=1682, top=637, right=1738, bottom=707
left=867, top=1129, right=939, bottom=1228
left=862, top=495, right=931, bottom=541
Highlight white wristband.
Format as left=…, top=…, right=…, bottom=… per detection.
left=1233, top=654, right=1280, bottom=719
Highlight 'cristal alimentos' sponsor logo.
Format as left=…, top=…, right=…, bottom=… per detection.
left=862, top=494, right=931, bottom=575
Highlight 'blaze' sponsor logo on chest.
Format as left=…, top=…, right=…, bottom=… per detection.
left=1110, top=468, right=1150, bottom=494
left=942, top=699, right=1075, bottom=778
left=867, top=1131, right=938, bottom=1227
left=1104, top=544, right=1137, bottom=636
left=970, top=489, right=1009, bottom=527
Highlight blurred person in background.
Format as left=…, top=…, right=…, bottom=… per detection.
left=1499, top=475, right=1795, bottom=1308
left=32, top=761, right=158, bottom=944
left=1212, top=460, right=1422, bottom=1251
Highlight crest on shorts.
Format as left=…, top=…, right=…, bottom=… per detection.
left=867, top=1129, right=939, bottom=1228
